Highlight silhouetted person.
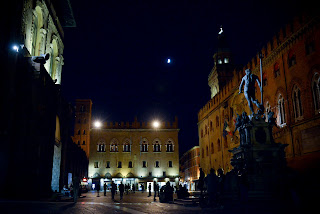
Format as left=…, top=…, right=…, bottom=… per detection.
left=72, top=174, right=80, bottom=203
left=153, top=181, right=157, bottom=201
left=96, top=182, right=100, bottom=197
left=198, top=168, right=205, bottom=196
left=141, top=184, right=145, bottom=193
left=148, top=183, right=152, bottom=197
left=239, top=68, right=262, bottom=114
left=119, top=182, right=124, bottom=200
left=206, top=168, right=218, bottom=206
left=104, top=183, right=107, bottom=196
left=111, top=181, right=116, bottom=200
left=132, top=184, right=136, bottom=193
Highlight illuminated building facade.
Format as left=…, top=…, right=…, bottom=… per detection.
left=198, top=14, right=320, bottom=176
left=88, top=117, right=180, bottom=191
left=180, top=146, right=200, bottom=191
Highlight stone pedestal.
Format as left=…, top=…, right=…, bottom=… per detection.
left=230, top=113, right=288, bottom=199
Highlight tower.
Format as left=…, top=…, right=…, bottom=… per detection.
left=208, top=27, right=234, bottom=98
left=73, top=99, right=92, bottom=157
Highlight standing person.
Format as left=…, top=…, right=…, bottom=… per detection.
left=141, top=184, right=144, bottom=193
left=198, top=168, right=205, bottom=196
left=72, top=174, right=80, bottom=203
left=119, top=182, right=124, bottom=200
left=148, top=183, right=151, bottom=197
left=111, top=181, right=116, bottom=200
left=132, top=184, right=136, bottom=193
left=96, top=182, right=101, bottom=197
left=103, top=183, right=107, bottom=196
left=153, top=181, right=157, bottom=201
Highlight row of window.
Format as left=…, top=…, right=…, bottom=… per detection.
left=94, top=160, right=173, bottom=168
left=97, top=139, right=175, bottom=153
left=97, top=143, right=174, bottom=153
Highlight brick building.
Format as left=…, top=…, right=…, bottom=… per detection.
left=198, top=14, right=320, bottom=176
left=88, top=117, right=180, bottom=191
left=180, top=146, right=200, bottom=191
left=72, top=99, right=92, bottom=157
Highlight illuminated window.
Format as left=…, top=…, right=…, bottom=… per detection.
left=292, top=85, right=303, bottom=121
left=166, top=140, right=174, bottom=152
left=123, top=139, right=131, bottom=152
left=274, top=63, right=280, bottom=78
left=97, top=143, right=106, bottom=152
left=218, top=58, right=222, bottom=64
left=224, top=58, right=229, bottom=63
left=288, top=50, right=296, bottom=67
left=312, top=73, right=320, bottom=112
left=278, top=94, right=286, bottom=126
left=110, top=139, right=119, bottom=152
left=153, top=140, right=161, bottom=152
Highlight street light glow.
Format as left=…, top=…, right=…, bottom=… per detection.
left=94, top=121, right=102, bottom=128
left=167, top=58, right=171, bottom=64
left=152, top=120, right=160, bottom=128
left=12, top=45, right=19, bottom=52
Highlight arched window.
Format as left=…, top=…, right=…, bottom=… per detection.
left=110, top=139, right=119, bottom=152
left=217, top=139, right=221, bottom=151
left=83, top=130, right=86, bottom=135
left=153, top=139, right=161, bottom=152
left=141, top=138, right=148, bottom=152
left=166, top=139, right=174, bottom=152
left=97, top=140, right=106, bottom=152
left=210, top=121, right=213, bottom=131
left=274, top=62, right=280, bottom=77
left=288, top=50, right=296, bottom=67
left=216, top=116, right=219, bottom=127
left=278, top=94, right=286, bottom=126
left=292, top=85, right=303, bottom=120
left=312, top=73, right=320, bottom=113
left=123, top=139, right=131, bottom=152
left=211, top=142, right=214, bottom=154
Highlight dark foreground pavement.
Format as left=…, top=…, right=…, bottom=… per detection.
left=0, top=191, right=307, bottom=214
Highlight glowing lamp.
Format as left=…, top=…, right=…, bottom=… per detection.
left=94, top=121, right=102, bottom=128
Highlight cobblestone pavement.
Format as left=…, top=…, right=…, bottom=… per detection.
left=0, top=191, right=206, bottom=214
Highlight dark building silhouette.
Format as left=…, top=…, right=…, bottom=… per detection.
left=0, top=0, right=87, bottom=199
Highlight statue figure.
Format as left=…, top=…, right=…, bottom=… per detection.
left=239, top=69, right=262, bottom=114
left=267, top=111, right=278, bottom=143
left=241, top=112, right=251, bottom=146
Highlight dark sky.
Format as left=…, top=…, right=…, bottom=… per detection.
left=61, top=0, right=305, bottom=155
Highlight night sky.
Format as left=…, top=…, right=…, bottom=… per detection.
left=61, top=0, right=305, bottom=155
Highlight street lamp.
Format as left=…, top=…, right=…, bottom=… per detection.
left=94, top=120, right=102, bottom=128
left=152, top=120, right=160, bottom=128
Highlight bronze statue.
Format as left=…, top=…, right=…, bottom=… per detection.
left=239, top=69, right=262, bottom=114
